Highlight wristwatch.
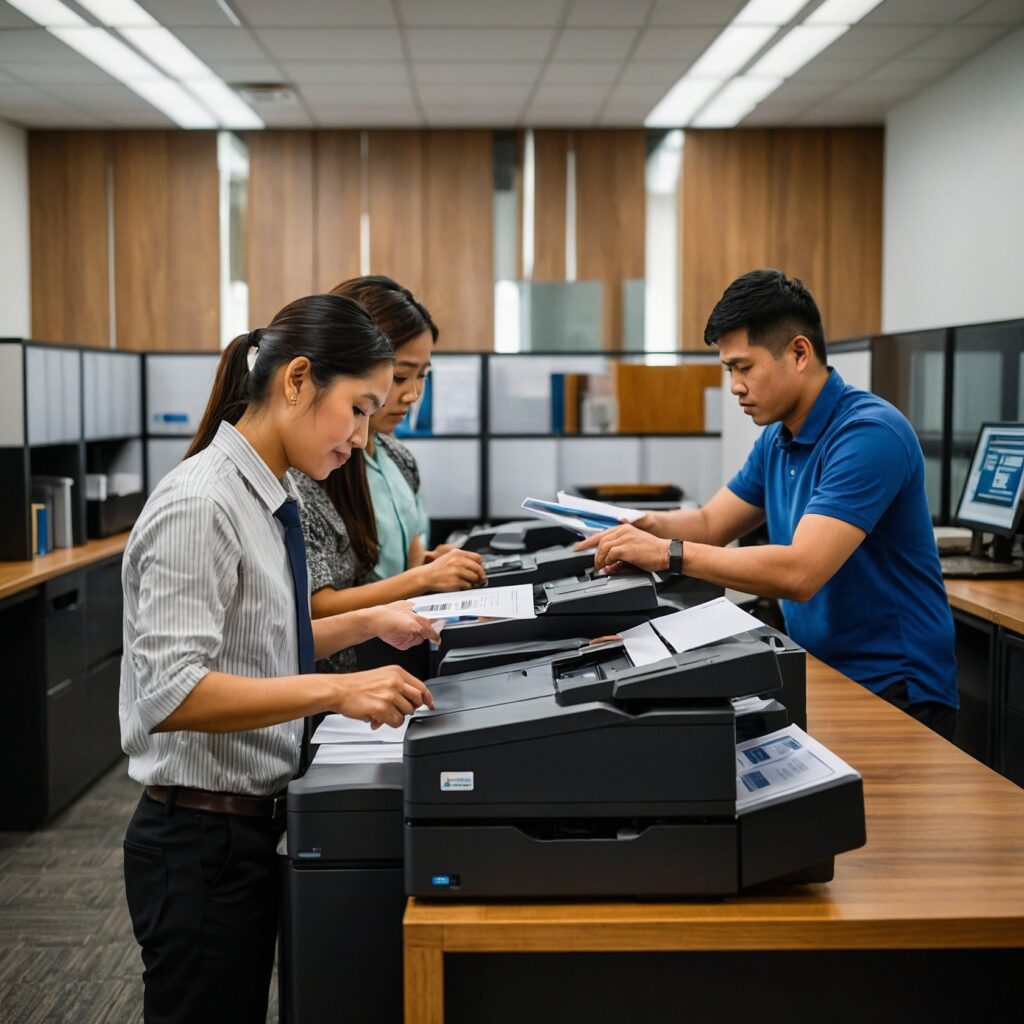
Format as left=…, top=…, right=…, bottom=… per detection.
left=668, top=538, right=683, bottom=575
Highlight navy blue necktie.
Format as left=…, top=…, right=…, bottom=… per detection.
left=275, top=497, right=316, bottom=774
left=275, top=497, right=315, bottom=675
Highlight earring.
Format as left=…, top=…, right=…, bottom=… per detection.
left=290, top=394, right=298, bottom=405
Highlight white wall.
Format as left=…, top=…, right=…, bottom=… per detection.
left=883, top=27, right=1024, bottom=333
left=0, top=119, right=30, bottom=338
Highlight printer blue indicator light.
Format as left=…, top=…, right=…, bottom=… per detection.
left=431, top=875, right=451, bottom=887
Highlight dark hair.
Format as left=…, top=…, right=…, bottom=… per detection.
left=330, top=275, right=439, bottom=348
left=321, top=277, right=440, bottom=574
left=185, top=293, right=394, bottom=460
left=703, top=269, right=827, bottom=364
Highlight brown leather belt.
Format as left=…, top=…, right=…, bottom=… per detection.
left=145, top=785, right=286, bottom=820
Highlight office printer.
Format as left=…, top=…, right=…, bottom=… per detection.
left=436, top=570, right=674, bottom=654
left=483, top=546, right=595, bottom=586
left=404, top=638, right=864, bottom=899
left=460, top=519, right=580, bottom=554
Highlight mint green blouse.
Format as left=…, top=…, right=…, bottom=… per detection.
left=364, top=437, right=429, bottom=580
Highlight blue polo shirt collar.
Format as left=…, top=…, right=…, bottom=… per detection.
left=775, top=368, right=844, bottom=450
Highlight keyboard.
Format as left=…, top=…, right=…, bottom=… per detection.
left=939, top=555, right=1024, bottom=579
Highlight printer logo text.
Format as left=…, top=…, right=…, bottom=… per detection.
left=440, top=771, right=475, bottom=792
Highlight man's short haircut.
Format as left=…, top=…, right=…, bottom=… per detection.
left=703, top=269, right=827, bottom=364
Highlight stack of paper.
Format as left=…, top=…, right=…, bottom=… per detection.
left=520, top=491, right=643, bottom=537
left=310, top=714, right=409, bottom=768
left=735, top=725, right=860, bottom=813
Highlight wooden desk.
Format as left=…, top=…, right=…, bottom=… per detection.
left=0, top=533, right=130, bottom=602
left=403, top=656, right=1024, bottom=1024
left=945, top=577, right=1024, bottom=636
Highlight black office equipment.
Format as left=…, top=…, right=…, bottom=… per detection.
left=942, top=422, right=1024, bottom=578
left=483, top=546, right=595, bottom=585
left=461, top=519, right=580, bottom=553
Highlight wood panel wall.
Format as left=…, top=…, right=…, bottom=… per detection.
left=575, top=130, right=646, bottom=347
left=532, top=130, right=570, bottom=282
left=29, top=132, right=110, bottom=347
left=113, top=132, right=219, bottom=350
left=680, top=127, right=883, bottom=349
left=315, top=131, right=362, bottom=292
left=246, top=131, right=315, bottom=329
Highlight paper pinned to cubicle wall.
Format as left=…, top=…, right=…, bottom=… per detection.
left=651, top=597, right=764, bottom=655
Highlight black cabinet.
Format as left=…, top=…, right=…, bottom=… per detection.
left=952, top=610, right=997, bottom=765
left=1, top=555, right=125, bottom=829
left=998, top=631, right=1024, bottom=786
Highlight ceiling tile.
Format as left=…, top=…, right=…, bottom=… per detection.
left=406, top=28, right=555, bottom=60
left=256, top=28, right=404, bottom=60
left=605, top=82, right=675, bottom=107
left=962, top=0, right=1024, bottom=24
left=831, top=79, right=920, bottom=104
left=3, top=58, right=117, bottom=85
left=824, top=25, right=937, bottom=61
left=417, top=82, right=532, bottom=105
left=632, top=25, right=720, bottom=62
left=902, top=23, right=1009, bottom=58
left=414, top=62, right=543, bottom=85
left=861, top=0, right=986, bottom=24
left=743, top=101, right=818, bottom=126
left=789, top=57, right=883, bottom=82
left=650, top=1, right=746, bottom=26
left=234, top=0, right=396, bottom=26
left=524, top=104, right=600, bottom=126
left=550, top=27, right=639, bottom=60
left=398, top=1, right=568, bottom=27
left=864, top=57, right=959, bottom=82
left=0, top=29, right=84, bottom=62
left=315, top=107, right=423, bottom=127
left=300, top=83, right=416, bottom=107
left=541, top=61, right=623, bottom=85
left=258, top=105, right=316, bottom=127
left=204, top=60, right=286, bottom=83
left=282, top=61, right=409, bottom=85
left=138, top=1, right=237, bottom=26
left=529, top=83, right=611, bottom=107
left=767, top=79, right=841, bottom=103
left=0, top=7, right=35, bottom=28
left=618, top=61, right=691, bottom=87
left=567, top=0, right=653, bottom=27
left=795, top=102, right=887, bottom=125
left=174, top=28, right=270, bottom=61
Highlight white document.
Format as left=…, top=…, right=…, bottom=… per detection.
left=734, top=725, right=859, bottom=813
left=618, top=621, right=672, bottom=667
left=312, top=714, right=408, bottom=745
left=412, top=583, right=535, bottom=620
left=651, top=597, right=765, bottom=654
left=429, top=357, right=481, bottom=434
left=312, top=743, right=404, bottom=766
left=520, top=493, right=643, bottom=538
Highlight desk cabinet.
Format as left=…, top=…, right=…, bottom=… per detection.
left=999, top=632, right=1024, bottom=786
left=0, top=556, right=125, bottom=828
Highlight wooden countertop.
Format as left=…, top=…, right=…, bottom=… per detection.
left=0, top=533, right=129, bottom=602
left=404, top=655, right=1024, bottom=954
left=945, top=577, right=1024, bottom=635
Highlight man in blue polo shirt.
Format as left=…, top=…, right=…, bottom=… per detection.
left=580, top=269, right=958, bottom=739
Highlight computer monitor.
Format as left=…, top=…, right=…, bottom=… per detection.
left=954, top=422, right=1024, bottom=562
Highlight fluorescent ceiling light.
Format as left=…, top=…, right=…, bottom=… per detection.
left=645, top=77, right=722, bottom=128
left=120, top=26, right=214, bottom=79
left=49, top=26, right=162, bottom=80
left=691, top=75, right=783, bottom=128
left=748, top=23, right=848, bottom=77
left=75, top=0, right=156, bottom=27
left=688, top=25, right=779, bottom=79
left=734, top=0, right=809, bottom=25
left=806, top=0, right=885, bottom=25
left=186, top=78, right=264, bottom=129
left=129, top=77, right=219, bottom=129
left=5, top=0, right=84, bottom=26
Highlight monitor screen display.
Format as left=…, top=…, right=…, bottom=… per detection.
left=955, top=423, right=1024, bottom=536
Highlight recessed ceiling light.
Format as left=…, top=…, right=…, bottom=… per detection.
left=688, top=25, right=780, bottom=79
left=49, top=26, right=161, bottom=81
left=128, top=77, right=219, bottom=129
left=690, top=76, right=784, bottom=128
left=186, top=78, right=264, bottom=130
left=5, top=0, right=84, bottom=26
left=75, top=0, right=156, bottom=27
left=645, top=77, right=723, bottom=128
left=119, top=26, right=214, bottom=80
left=748, top=24, right=848, bottom=78
left=805, top=0, right=885, bottom=25
left=734, top=0, right=810, bottom=26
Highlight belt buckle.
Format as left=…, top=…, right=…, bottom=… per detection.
left=270, top=794, right=285, bottom=819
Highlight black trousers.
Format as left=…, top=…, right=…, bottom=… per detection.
left=123, top=793, right=282, bottom=1024
left=879, top=681, right=958, bottom=742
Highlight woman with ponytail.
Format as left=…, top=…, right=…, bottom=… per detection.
left=290, top=277, right=484, bottom=666
left=119, top=293, right=438, bottom=1023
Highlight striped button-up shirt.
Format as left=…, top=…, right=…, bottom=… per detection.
left=119, top=421, right=306, bottom=796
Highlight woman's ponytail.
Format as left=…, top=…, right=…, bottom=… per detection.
left=184, top=331, right=257, bottom=459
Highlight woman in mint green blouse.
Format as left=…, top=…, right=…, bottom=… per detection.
left=293, top=277, right=485, bottom=637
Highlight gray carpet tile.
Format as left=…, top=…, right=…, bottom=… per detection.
left=0, top=760, right=279, bottom=1024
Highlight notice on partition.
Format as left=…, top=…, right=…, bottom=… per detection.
left=412, top=583, right=535, bottom=620
left=734, top=725, right=859, bottom=813
left=651, top=597, right=765, bottom=655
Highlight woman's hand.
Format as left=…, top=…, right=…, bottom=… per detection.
left=422, top=543, right=457, bottom=563
left=329, top=665, right=434, bottom=729
left=373, top=601, right=443, bottom=649
left=416, top=548, right=486, bottom=591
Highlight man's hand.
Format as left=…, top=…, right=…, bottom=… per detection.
left=373, top=601, right=442, bottom=649
left=331, top=665, right=434, bottom=730
left=575, top=523, right=670, bottom=574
